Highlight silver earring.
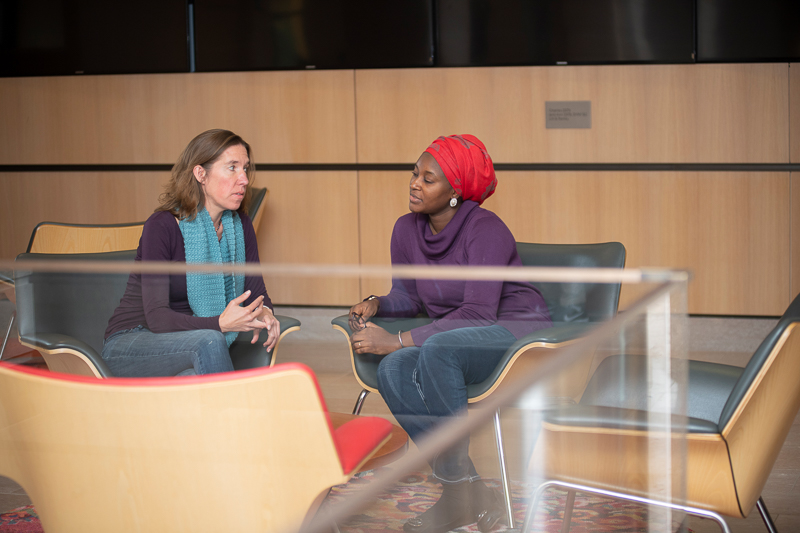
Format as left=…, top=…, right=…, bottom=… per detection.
left=449, top=198, right=458, bottom=208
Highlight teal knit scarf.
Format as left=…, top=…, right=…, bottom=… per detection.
left=179, top=208, right=245, bottom=347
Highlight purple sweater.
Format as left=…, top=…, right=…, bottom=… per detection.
left=104, top=210, right=271, bottom=339
left=377, top=201, right=552, bottom=345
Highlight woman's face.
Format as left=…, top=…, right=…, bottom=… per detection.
left=409, top=152, right=456, bottom=215
left=194, top=144, right=250, bottom=217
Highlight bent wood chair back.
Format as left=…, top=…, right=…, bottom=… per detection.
left=26, top=221, right=145, bottom=254
left=466, top=242, right=626, bottom=403
left=15, top=251, right=133, bottom=377
left=3, top=221, right=143, bottom=361
left=15, top=251, right=300, bottom=377
left=528, top=292, right=800, bottom=532
left=0, top=362, right=392, bottom=533
left=247, top=186, right=268, bottom=235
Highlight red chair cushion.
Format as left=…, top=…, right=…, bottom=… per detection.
left=333, top=416, right=393, bottom=473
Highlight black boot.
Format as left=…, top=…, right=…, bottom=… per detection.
left=470, top=479, right=505, bottom=533
left=403, top=481, right=474, bottom=533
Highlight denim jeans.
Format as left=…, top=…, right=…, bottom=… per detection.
left=376, top=325, right=516, bottom=484
left=102, top=326, right=235, bottom=377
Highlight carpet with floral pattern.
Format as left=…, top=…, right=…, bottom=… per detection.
left=323, top=469, right=693, bottom=532
left=0, top=470, right=693, bottom=532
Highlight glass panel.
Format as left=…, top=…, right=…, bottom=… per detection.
left=0, top=256, right=689, bottom=533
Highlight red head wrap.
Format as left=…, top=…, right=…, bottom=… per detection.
left=424, top=134, right=497, bottom=205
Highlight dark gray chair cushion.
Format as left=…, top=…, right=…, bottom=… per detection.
left=15, top=251, right=135, bottom=377
left=544, top=292, right=800, bottom=434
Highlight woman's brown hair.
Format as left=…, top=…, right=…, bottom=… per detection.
left=157, top=129, right=255, bottom=220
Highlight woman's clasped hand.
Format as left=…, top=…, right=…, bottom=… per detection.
left=348, top=297, right=401, bottom=355
left=218, top=290, right=280, bottom=352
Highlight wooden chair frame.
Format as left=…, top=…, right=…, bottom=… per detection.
left=0, top=361, right=392, bottom=533
left=525, top=313, right=800, bottom=533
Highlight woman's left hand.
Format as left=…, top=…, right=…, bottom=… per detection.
left=255, top=307, right=280, bottom=353
left=350, top=322, right=402, bottom=355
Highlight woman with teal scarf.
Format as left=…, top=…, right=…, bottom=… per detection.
left=102, top=130, right=279, bottom=377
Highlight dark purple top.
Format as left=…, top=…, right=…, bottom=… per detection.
left=104, top=210, right=272, bottom=339
left=376, top=201, right=552, bottom=345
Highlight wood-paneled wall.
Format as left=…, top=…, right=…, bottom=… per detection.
left=0, top=70, right=356, bottom=164
left=359, top=171, right=792, bottom=316
left=355, top=64, right=788, bottom=164
left=0, top=63, right=797, bottom=315
left=792, top=173, right=800, bottom=301
left=0, top=172, right=170, bottom=256
left=791, top=64, right=800, bottom=163
left=255, top=172, right=360, bottom=306
left=789, top=64, right=799, bottom=306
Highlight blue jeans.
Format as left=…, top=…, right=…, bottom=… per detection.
left=102, top=326, right=235, bottom=377
left=376, top=325, right=516, bottom=484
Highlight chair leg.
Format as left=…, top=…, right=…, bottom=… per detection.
left=521, top=481, right=557, bottom=533
left=352, top=389, right=370, bottom=415
left=493, top=410, right=515, bottom=529
left=0, top=311, right=15, bottom=361
left=756, top=497, right=779, bottom=533
left=560, top=490, right=576, bottom=533
left=526, top=480, right=733, bottom=533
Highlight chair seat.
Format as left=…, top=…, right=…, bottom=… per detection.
left=549, top=354, right=745, bottom=433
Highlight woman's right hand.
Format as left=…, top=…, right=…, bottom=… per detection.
left=219, top=290, right=266, bottom=333
left=348, top=297, right=380, bottom=331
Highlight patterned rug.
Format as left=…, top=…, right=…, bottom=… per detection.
left=0, top=472, right=690, bottom=532
left=0, top=506, right=41, bottom=533
left=324, top=470, right=692, bottom=533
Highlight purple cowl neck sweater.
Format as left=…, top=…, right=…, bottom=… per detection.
left=376, top=201, right=552, bottom=345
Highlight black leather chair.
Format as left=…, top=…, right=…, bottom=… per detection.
left=525, top=292, right=800, bottom=533
left=331, top=241, right=626, bottom=527
left=248, top=186, right=268, bottom=234
left=15, top=251, right=300, bottom=377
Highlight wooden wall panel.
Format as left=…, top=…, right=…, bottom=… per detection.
left=793, top=173, right=800, bottom=301
left=0, top=70, right=356, bottom=164
left=255, top=172, right=360, bottom=306
left=791, top=64, right=800, bottom=163
left=358, top=172, right=412, bottom=298
left=486, top=172, right=791, bottom=316
left=0, top=172, right=170, bottom=259
left=358, top=172, right=791, bottom=316
left=356, top=64, right=789, bottom=164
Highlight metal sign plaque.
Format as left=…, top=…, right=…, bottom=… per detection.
left=545, top=101, right=592, bottom=129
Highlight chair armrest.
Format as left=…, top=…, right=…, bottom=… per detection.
left=331, top=314, right=434, bottom=336
left=506, top=322, right=598, bottom=352
left=19, top=332, right=112, bottom=377
left=467, top=322, right=599, bottom=399
left=275, top=315, right=301, bottom=334
left=332, top=416, right=393, bottom=475
left=331, top=315, right=435, bottom=391
left=0, top=271, right=13, bottom=286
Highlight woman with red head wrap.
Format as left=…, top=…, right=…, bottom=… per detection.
left=348, top=135, right=551, bottom=533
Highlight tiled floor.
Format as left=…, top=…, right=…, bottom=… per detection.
left=0, top=301, right=797, bottom=532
